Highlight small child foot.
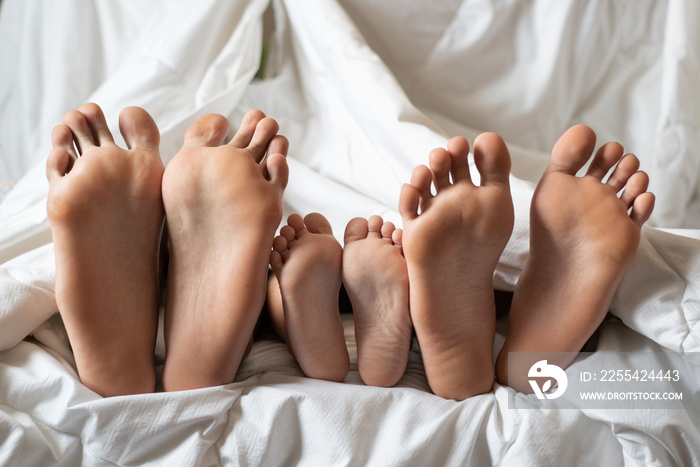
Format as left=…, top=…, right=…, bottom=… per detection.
left=343, top=216, right=411, bottom=387
left=496, top=125, right=655, bottom=392
left=269, top=213, right=349, bottom=382
left=400, top=135, right=514, bottom=400
left=46, top=103, right=164, bottom=397
left=161, top=110, right=289, bottom=391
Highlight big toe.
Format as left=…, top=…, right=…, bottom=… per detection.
left=119, top=107, right=161, bottom=153
left=631, top=192, right=655, bottom=226
left=344, top=217, right=369, bottom=244
left=304, top=212, right=334, bottom=235
left=182, top=113, right=230, bottom=148
left=265, top=152, right=289, bottom=189
left=473, top=132, right=511, bottom=186
left=546, top=124, right=597, bottom=176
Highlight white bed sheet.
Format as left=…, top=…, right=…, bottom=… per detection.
left=1, top=0, right=699, bottom=465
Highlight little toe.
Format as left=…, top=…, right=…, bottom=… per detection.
left=51, top=124, right=78, bottom=159
left=118, top=107, right=160, bottom=153
left=473, top=132, right=511, bottom=186
left=586, top=142, right=624, bottom=180
left=631, top=192, right=655, bottom=225
left=392, top=228, right=403, bottom=248
left=230, top=109, right=266, bottom=148
left=621, top=171, right=650, bottom=209
left=182, top=114, right=230, bottom=148
left=447, top=136, right=472, bottom=184
left=606, top=154, right=640, bottom=193
left=428, top=148, right=452, bottom=192
left=247, top=117, right=280, bottom=162
left=80, top=103, right=115, bottom=146
left=344, top=217, right=370, bottom=244
left=304, top=212, right=333, bottom=235
left=46, top=148, right=72, bottom=182
left=546, top=124, right=597, bottom=176
left=399, top=183, right=420, bottom=222
left=271, top=236, right=289, bottom=267
left=268, top=135, right=289, bottom=158
left=270, top=249, right=284, bottom=275
left=62, top=109, right=95, bottom=155
left=263, top=152, right=289, bottom=189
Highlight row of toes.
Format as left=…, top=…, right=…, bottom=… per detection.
left=400, top=124, right=653, bottom=226
left=48, top=104, right=653, bottom=229
left=48, top=106, right=290, bottom=187
left=56, top=103, right=160, bottom=154
left=273, top=213, right=403, bottom=256
left=272, top=212, right=405, bottom=273
left=47, top=104, right=160, bottom=180
left=271, top=213, right=334, bottom=269
left=182, top=109, right=289, bottom=162
left=398, top=133, right=511, bottom=221
left=422, top=134, right=511, bottom=194
left=549, top=125, right=654, bottom=224
left=180, top=109, right=289, bottom=189
left=584, top=136, right=650, bottom=204
left=344, top=216, right=402, bottom=248
left=50, top=105, right=289, bottom=160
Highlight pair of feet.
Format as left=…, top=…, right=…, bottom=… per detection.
left=47, top=104, right=289, bottom=396
left=267, top=127, right=654, bottom=400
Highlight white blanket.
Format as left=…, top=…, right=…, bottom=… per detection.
left=1, top=0, right=699, bottom=465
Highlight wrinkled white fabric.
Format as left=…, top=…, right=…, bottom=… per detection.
left=1, top=0, right=699, bottom=465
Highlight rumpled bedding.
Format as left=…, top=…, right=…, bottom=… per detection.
left=1, top=0, right=699, bottom=465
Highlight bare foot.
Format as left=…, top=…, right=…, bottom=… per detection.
left=269, top=213, right=349, bottom=382
left=399, top=135, right=514, bottom=400
left=46, top=103, right=164, bottom=397
left=343, top=215, right=411, bottom=387
left=161, top=110, right=289, bottom=391
left=495, top=125, right=655, bottom=392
